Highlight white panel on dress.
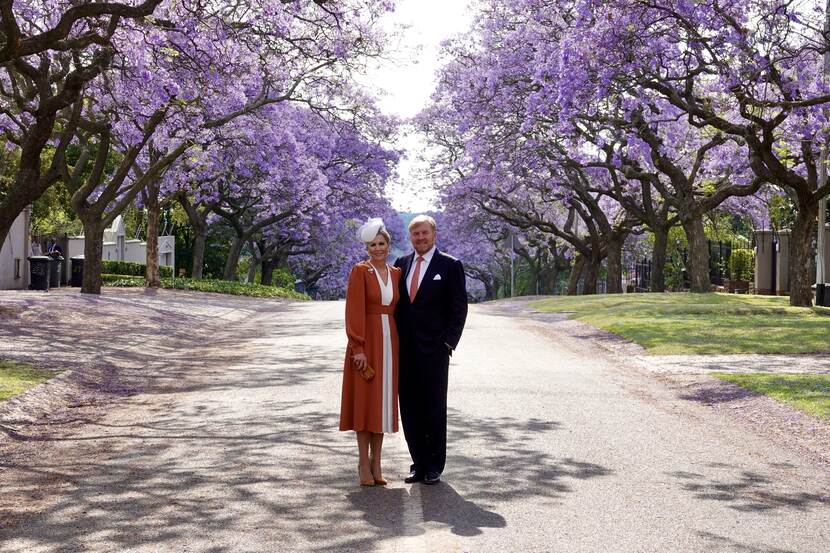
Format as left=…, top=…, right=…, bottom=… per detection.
left=374, top=266, right=394, bottom=433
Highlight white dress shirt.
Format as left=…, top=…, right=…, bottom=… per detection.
left=406, top=245, right=436, bottom=296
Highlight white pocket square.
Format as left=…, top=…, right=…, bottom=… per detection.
left=433, top=274, right=442, bottom=280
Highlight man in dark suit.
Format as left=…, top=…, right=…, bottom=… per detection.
left=394, top=214, right=468, bottom=485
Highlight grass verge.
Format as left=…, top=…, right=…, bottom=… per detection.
left=713, top=373, right=830, bottom=420
left=529, top=293, right=830, bottom=354
left=0, top=360, right=61, bottom=401
left=101, top=275, right=309, bottom=300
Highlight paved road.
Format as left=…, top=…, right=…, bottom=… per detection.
left=0, top=291, right=828, bottom=552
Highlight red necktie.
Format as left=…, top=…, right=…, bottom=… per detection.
left=409, top=256, right=424, bottom=300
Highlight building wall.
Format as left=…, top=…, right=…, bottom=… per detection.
left=0, top=208, right=31, bottom=290
left=775, top=231, right=790, bottom=294
left=754, top=231, right=774, bottom=295
left=102, top=241, right=118, bottom=261
left=755, top=227, right=830, bottom=294
left=67, top=238, right=84, bottom=261
left=68, top=236, right=175, bottom=268
left=123, top=239, right=145, bottom=263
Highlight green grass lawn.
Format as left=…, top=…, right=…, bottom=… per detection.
left=713, top=373, right=830, bottom=420
left=529, top=293, right=830, bottom=355
left=0, top=361, right=61, bottom=401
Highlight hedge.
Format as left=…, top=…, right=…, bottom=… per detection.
left=729, top=249, right=755, bottom=282
left=104, top=276, right=308, bottom=299
left=101, top=260, right=173, bottom=278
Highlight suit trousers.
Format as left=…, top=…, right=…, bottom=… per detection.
left=399, top=347, right=450, bottom=475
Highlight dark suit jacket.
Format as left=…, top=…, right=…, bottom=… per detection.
left=394, top=249, right=468, bottom=355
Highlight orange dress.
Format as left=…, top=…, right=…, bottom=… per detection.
left=339, top=261, right=401, bottom=433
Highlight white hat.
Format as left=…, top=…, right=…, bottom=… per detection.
left=357, top=217, right=386, bottom=243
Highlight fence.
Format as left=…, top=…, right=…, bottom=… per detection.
left=623, top=240, right=741, bottom=292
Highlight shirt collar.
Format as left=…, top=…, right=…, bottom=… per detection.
left=415, top=245, right=436, bottom=263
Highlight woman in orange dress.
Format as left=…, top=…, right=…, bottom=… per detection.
left=340, top=218, right=401, bottom=486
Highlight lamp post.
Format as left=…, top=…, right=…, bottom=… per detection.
left=817, top=1, right=830, bottom=305
left=510, top=232, right=515, bottom=298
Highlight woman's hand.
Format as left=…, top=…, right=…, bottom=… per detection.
left=353, top=353, right=368, bottom=371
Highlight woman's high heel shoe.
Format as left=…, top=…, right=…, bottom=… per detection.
left=359, top=464, right=375, bottom=487
left=369, top=457, right=387, bottom=485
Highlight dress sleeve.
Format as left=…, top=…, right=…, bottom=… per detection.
left=345, top=265, right=366, bottom=355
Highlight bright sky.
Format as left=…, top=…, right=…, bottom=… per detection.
left=360, top=0, right=475, bottom=213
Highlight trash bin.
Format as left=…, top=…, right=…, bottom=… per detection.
left=48, top=255, right=63, bottom=288
left=817, top=283, right=830, bottom=307
left=27, top=256, right=51, bottom=291
left=294, top=279, right=306, bottom=294
left=70, top=256, right=84, bottom=287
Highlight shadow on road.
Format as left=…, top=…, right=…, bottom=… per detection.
left=0, top=293, right=615, bottom=552
left=696, top=531, right=799, bottom=553
left=347, top=481, right=506, bottom=537
left=668, top=467, right=828, bottom=514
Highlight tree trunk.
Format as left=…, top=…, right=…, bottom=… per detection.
left=246, top=241, right=260, bottom=283
left=583, top=256, right=599, bottom=295
left=789, top=202, right=819, bottom=307
left=526, top=262, right=539, bottom=296
left=261, top=259, right=278, bottom=286
left=223, top=235, right=245, bottom=281
left=605, top=237, right=624, bottom=294
left=540, top=262, right=557, bottom=295
left=650, top=227, right=668, bottom=292
left=179, top=196, right=208, bottom=279
left=681, top=215, right=710, bottom=292
left=81, top=219, right=105, bottom=295
left=567, top=254, right=585, bottom=295
left=144, top=181, right=161, bottom=288
left=0, top=109, right=62, bottom=249
left=0, top=175, right=51, bottom=252
left=483, top=280, right=495, bottom=301
left=191, top=227, right=206, bottom=279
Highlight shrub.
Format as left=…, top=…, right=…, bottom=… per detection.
left=101, top=260, right=173, bottom=278
left=106, top=276, right=308, bottom=300
left=101, top=274, right=144, bottom=286
left=270, top=268, right=295, bottom=289
left=729, top=248, right=755, bottom=282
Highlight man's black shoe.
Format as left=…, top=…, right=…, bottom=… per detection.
left=424, top=471, right=441, bottom=485
left=404, top=470, right=424, bottom=484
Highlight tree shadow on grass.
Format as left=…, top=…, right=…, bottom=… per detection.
left=676, top=380, right=759, bottom=406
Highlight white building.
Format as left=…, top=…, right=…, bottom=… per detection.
left=754, top=227, right=830, bottom=295
left=66, top=215, right=175, bottom=269
left=0, top=207, right=32, bottom=290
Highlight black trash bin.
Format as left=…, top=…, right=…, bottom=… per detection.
left=27, top=256, right=51, bottom=291
left=48, top=255, right=63, bottom=288
left=71, top=256, right=84, bottom=287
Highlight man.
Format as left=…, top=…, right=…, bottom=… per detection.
left=29, top=237, right=42, bottom=257
left=394, top=214, right=468, bottom=485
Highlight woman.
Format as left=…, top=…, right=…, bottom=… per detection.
left=339, top=218, right=401, bottom=486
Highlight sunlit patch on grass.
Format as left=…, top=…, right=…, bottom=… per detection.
left=713, top=373, right=830, bottom=420
left=0, top=361, right=62, bottom=401
left=529, top=293, right=830, bottom=354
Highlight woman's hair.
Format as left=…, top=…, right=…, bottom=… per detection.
left=368, top=228, right=392, bottom=245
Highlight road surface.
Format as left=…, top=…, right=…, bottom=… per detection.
left=0, top=289, right=827, bottom=552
